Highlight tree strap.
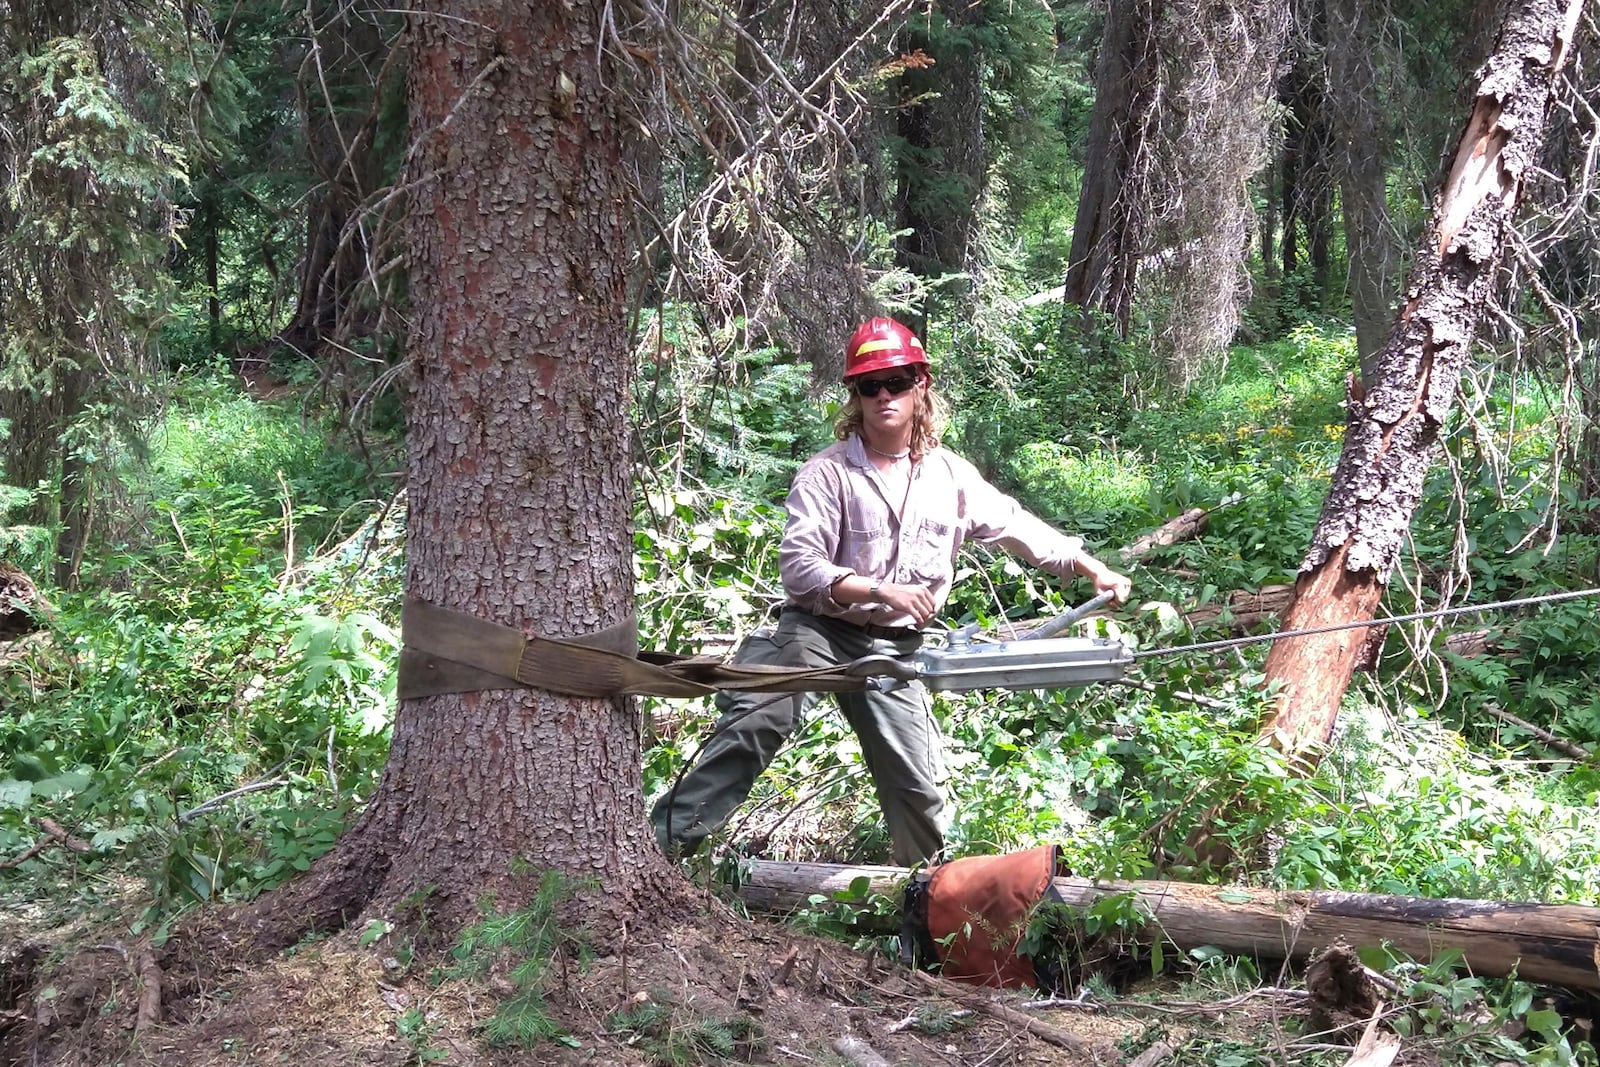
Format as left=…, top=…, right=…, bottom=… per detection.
left=397, top=599, right=877, bottom=700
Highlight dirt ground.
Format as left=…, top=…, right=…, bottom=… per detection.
left=0, top=893, right=1326, bottom=1067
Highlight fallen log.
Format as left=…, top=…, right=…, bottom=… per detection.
left=1182, top=584, right=1293, bottom=633
left=737, top=860, right=1600, bottom=993
left=1442, top=628, right=1492, bottom=658
left=1122, top=507, right=1211, bottom=563
left=1483, top=704, right=1592, bottom=761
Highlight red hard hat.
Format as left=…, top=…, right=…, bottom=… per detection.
left=843, top=317, right=928, bottom=379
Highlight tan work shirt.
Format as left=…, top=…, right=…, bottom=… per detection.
left=778, top=435, right=1086, bottom=628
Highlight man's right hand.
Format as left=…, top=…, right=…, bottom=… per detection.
left=878, top=582, right=937, bottom=627
left=1074, top=555, right=1133, bottom=605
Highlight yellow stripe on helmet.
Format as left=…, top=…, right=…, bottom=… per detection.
left=852, top=336, right=924, bottom=357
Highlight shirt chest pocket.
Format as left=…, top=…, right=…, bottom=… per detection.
left=840, top=522, right=894, bottom=571
left=906, top=519, right=955, bottom=579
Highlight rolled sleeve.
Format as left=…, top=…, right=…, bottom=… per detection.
left=960, top=468, right=1085, bottom=581
left=778, top=466, right=855, bottom=611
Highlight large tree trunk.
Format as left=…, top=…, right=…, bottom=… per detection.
left=0, top=3, right=131, bottom=582
left=738, top=860, right=1600, bottom=992
left=248, top=0, right=679, bottom=945
left=895, top=0, right=988, bottom=317
left=1259, top=0, right=1587, bottom=758
left=1139, top=0, right=1286, bottom=383
left=1327, top=0, right=1397, bottom=381
left=1061, top=0, right=1162, bottom=337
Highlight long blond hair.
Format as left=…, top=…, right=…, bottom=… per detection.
left=833, top=373, right=949, bottom=459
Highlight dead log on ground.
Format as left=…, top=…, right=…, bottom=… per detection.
left=1443, top=628, right=1492, bottom=658
left=1483, top=704, right=1592, bottom=761
left=736, top=860, right=1600, bottom=992
left=1121, top=507, right=1211, bottom=563
left=1182, top=584, right=1293, bottom=632
left=1127, top=1041, right=1176, bottom=1067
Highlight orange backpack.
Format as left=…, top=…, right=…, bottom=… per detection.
left=901, top=845, right=1066, bottom=991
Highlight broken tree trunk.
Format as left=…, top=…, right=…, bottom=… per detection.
left=737, top=860, right=1600, bottom=992
left=1259, top=0, right=1587, bottom=758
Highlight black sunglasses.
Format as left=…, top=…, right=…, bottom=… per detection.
left=853, top=372, right=921, bottom=398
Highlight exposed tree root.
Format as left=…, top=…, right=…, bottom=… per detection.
left=133, top=950, right=163, bottom=1038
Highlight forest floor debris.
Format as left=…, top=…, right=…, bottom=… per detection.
left=0, top=898, right=1375, bottom=1067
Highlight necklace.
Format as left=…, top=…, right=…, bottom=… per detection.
left=866, top=442, right=911, bottom=460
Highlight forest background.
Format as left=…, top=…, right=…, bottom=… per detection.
left=1, top=0, right=1599, bottom=1065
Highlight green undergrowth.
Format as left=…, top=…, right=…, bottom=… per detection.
left=432, top=871, right=593, bottom=1049
left=1109, top=942, right=1600, bottom=1067
left=1, top=322, right=1597, bottom=1064
left=642, top=317, right=1600, bottom=909
left=0, top=373, right=399, bottom=930
left=606, top=997, right=766, bottom=1066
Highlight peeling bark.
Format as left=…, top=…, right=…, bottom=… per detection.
left=1260, top=0, right=1587, bottom=757
left=246, top=0, right=684, bottom=947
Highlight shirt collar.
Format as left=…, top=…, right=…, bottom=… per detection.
left=844, top=433, right=873, bottom=469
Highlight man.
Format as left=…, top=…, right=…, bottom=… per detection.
left=652, top=316, right=1132, bottom=866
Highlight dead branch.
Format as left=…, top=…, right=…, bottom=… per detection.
left=1127, top=1041, right=1176, bottom=1067
left=0, top=817, right=92, bottom=869
left=832, top=1035, right=891, bottom=1067
left=1344, top=1015, right=1401, bottom=1067
left=602, top=0, right=920, bottom=379
left=133, top=949, right=163, bottom=1037
left=1121, top=507, right=1211, bottom=562
left=1112, top=678, right=1231, bottom=711
left=1483, top=703, right=1592, bottom=760
left=908, top=971, right=1097, bottom=1059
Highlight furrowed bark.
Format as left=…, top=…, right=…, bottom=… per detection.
left=241, top=0, right=685, bottom=949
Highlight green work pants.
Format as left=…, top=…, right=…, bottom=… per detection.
left=650, top=609, right=946, bottom=867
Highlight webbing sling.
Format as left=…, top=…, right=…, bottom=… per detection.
left=397, top=599, right=878, bottom=700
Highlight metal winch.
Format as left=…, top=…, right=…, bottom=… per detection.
left=845, top=592, right=1133, bottom=693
